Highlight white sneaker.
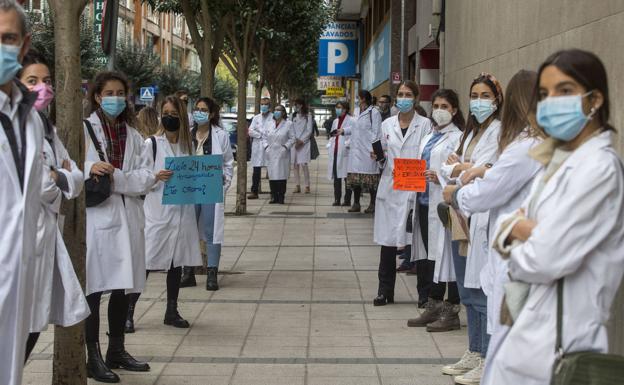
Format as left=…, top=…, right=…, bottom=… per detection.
left=454, top=357, right=484, bottom=385
left=441, top=350, right=481, bottom=376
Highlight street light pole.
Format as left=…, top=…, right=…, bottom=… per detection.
left=107, top=0, right=119, bottom=70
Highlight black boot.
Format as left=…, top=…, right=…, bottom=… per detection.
left=180, top=266, right=197, bottom=288
left=105, top=336, right=150, bottom=372
left=278, top=192, right=286, bottom=204
left=87, top=342, right=120, bottom=383
left=269, top=192, right=277, bottom=204
left=124, top=293, right=140, bottom=334
left=164, top=299, right=190, bottom=328
left=206, top=267, right=219, bottom=291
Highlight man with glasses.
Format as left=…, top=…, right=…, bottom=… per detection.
left=0, top=1, right=46, bottom=384
left=377, top=94, right=393, bottom=122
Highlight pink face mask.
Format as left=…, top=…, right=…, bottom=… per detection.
left=32, top=83, right=55, bottom=111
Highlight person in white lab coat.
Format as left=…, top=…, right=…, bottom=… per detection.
left=125, top=96, right=202, bottom=333
left=183, top=97, right=234, bottom=291
left=345, top=89, right=382, bottom=213
left=248, top=97, right=271, bottom=199
left=291, top=98, right=314, bottom=194
left=83, top=71, right=154, bottom=382
left=443, top=71, right=544, bottom=385
left=437, top=73, right=504, bottom=381
left=327, top=101, right=355, bottom=206
left=485, top=49, right=624, bottom=385
left=18, top=50, right=90, bottom=361
left=0, top=4, right=45, bottom=382
left=407, top=89, right=464, bottom=330
left=373, top=80, right=432, bottom=306
left=264, top=104, right=295, bottom=204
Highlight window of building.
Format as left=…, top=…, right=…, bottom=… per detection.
left=172, top=47, right=183, bottom=67
left=173, top=15, right=184, bottom=37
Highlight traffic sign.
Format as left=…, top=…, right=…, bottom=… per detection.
left=318, top=21, right=357, bottom=77
left=317, top=76, right=341, bottom=91
left=140, top=87, right=155, bottom=102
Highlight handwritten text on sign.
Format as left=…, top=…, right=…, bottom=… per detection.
left=162, top=155, right=224, bottom=205
left=393, top=158, right=427, bottom=192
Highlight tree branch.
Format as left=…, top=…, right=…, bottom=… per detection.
left=220, top=52, right=239, bottom=79
left=180, top=0, right=203, bottom=55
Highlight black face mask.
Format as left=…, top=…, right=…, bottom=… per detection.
left=162, top=115, right=180, bottom=132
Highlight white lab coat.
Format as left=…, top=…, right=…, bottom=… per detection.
left=194, top=125, right=234, bottom=245
left=483, top=131, right=624, bottom=385
left=263, top=119, right=295, bottom=180
left=326, top=115, right=356, bottom=180
left=31, top=128, right=89, bottom=333
left=346, top=106, right=382, bottom=174
left=83, top=112, right=155, bottom=295
left=410, top=123, right=462, bottom=284
left=249, top=113, right=271, bottom=167
left=291, top=113, right=313, bottom=165
left=0, top=83, right=44, bottom=385
left=374, top=113, right=432, bottom=247
left=456, top=134, right=542, bottom=337
left=143, top=135, right=202, bottom=270
left=440, top=119, right=502, bottom=288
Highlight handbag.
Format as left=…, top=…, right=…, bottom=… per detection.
left=84, top=119, right=112, bottom=207
left=310, top=134, right=320, bottom=160
left=551, top=279, right=624, bottom=385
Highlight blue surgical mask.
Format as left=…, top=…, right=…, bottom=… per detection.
left=470, top=98, right=496, bottom=124
left=101, top=96, right=126, bottom=118
left=193, top=110, right=210, bottom=125
left=0, top=44, right=22, bottom=85
left=335, top=108, right=343, bottom=116
left=260, top=104, right=269, bottom=114
left=537, top=92, right=594, bottom=141
left=396, top=98, right=414, bottom=113
left=273, top=111, right=283, bottom=120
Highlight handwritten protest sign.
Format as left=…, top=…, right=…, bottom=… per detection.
left=393, top=158, right=427, bottom=192
left=162, top=155, right=224, bottom=205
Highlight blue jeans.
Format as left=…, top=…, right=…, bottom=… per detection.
left=196, top=203, right=222, bottom=268
left=452, top=241, right=490, bottom=357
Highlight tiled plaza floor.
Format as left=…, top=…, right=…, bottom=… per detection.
left=23, top=136, right=465, bottom=385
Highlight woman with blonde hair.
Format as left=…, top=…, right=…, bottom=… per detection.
left=125, top=96, right=202, bottom=332
left=136, top=106, right=159, bottom=138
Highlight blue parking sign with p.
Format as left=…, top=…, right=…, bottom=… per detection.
left=318, top=39, right=356, bottom=76
left=318, top=22, right=357, bottom=77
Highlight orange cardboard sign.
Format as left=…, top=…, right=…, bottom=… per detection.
left=393, top=158, right=427, bottom=192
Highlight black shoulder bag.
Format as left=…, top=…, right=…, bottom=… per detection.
left=84, top=119, right=112, bottom=207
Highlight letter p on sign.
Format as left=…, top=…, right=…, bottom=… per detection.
left=328, top=42, right=348, bottom=73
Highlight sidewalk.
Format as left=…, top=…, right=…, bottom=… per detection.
left=23, top=136, right=465, bottom=385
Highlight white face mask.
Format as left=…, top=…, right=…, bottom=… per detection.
left=431, top=109, right=453, bottom=127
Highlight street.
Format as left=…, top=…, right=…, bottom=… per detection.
left=23, top=136, right=465, bottom=385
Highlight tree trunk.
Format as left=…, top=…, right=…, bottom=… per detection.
left=235, top=72, right=248, bottom=215
left=254, top=76, right=262, bottom=114
left=200, top=45, right=215, bottom=97
left=48, top=1, right=89, bottom=384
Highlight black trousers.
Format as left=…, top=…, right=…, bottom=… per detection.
left=251, top=166, right=262, bottom=194
left=269, top=179, right=287, bottom=195
left=24, top=332, right=40, bottom=362
left=416, top=204, right=460, bottom=304
left=378, top=245, right=397, bottom=297
left=85, top=289, right=128, bottom=343
left=145, top=264, right=182, bottom=302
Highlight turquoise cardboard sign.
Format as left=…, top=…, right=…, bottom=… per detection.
left=162, top=155, right=224, bottom=205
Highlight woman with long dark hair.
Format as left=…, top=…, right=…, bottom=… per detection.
left=291, top=98, right=314, bottom=193
left=407, top=88, right=464, bottom=330
left=180, top=97, right=234, bottom=291
left=83, top=71, right=153, bottom=382
left=443, top=70, right=545, bottom=385
left=484, top=49, right=624, bottom=385
left=437, top=73, right=504, bottom=381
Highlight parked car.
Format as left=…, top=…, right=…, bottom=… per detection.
left=220, top=113, right=251, bottom=161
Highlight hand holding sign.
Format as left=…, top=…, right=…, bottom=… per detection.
left=393, top=158, right=427, bottom=192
